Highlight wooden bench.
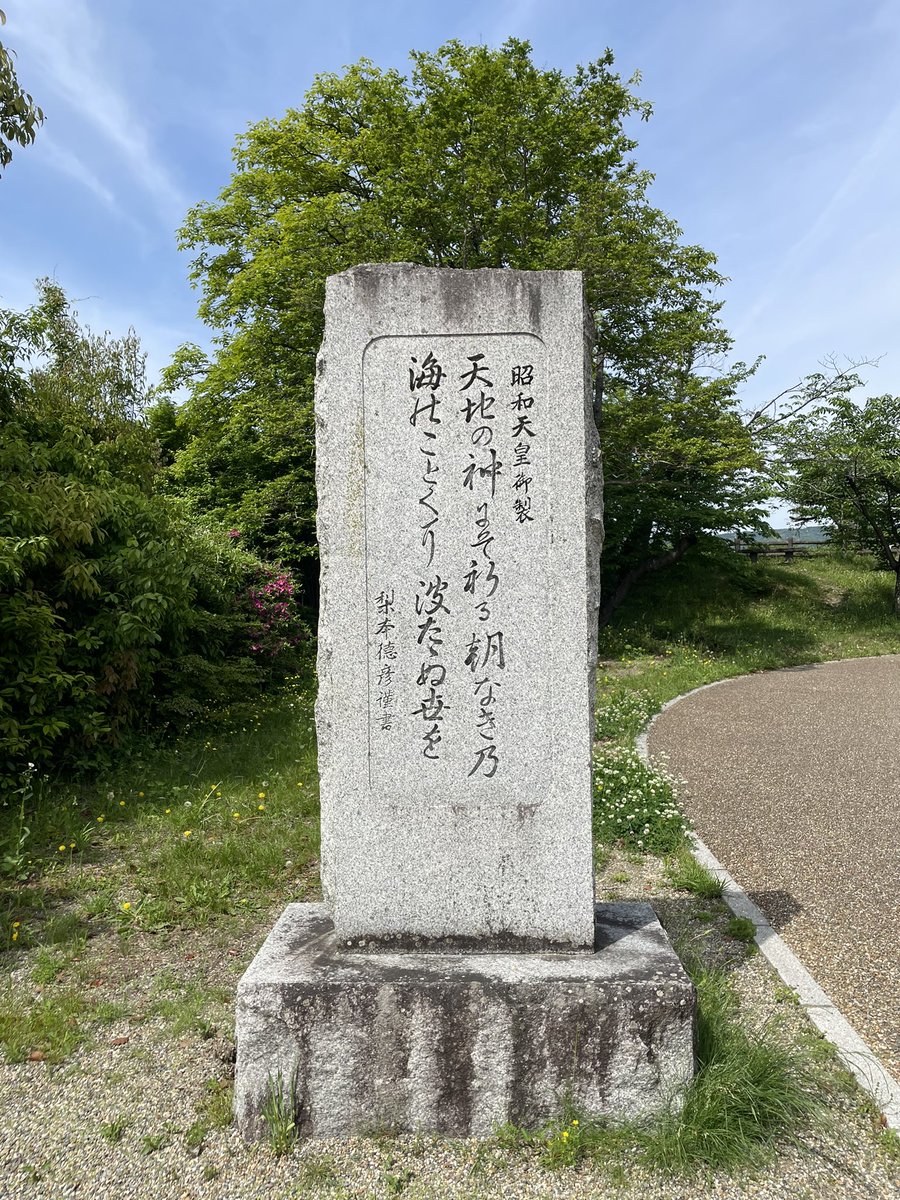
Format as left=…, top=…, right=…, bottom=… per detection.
left=733, top=538, right=829, bottom=563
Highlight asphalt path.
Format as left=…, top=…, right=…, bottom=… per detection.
left=647, top=655, right=900, bottom=1081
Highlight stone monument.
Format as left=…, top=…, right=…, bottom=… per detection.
left=234, top=265, right=694, bottom=1138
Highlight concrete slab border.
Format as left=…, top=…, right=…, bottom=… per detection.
left=634, top=667, right=900, bottom=1132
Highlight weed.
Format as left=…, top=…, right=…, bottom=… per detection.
left=0, top=986, right=87, bottom=1063
left=262, top=1071, right=298, bottom=1157
left=725, top=916, right=757, bottom=944
left=94, top=1000, right=127, bottom=1024
left=99, top=1115, right=131, bottom=1143
left=200, top=1078, right=234, bottom=1130
left=611, top=872, right=630, bottom=884
left=31, top=947, right=70, bottom=985
left=297, top=1153, right=340, bottom=1188
left=140, top=1132, right=168, bottom=1154
left=773, top=985, right=800, bottom=1005
left=878, top=1128, right=900, bottom=1163
left=1, top=795, right=32, bottom=882
left=693, top=909, right=717, bottom=924
left=643, top=964, right=825, bottom=1173
left=202, top=1164, right=221, bottom=1181
left=665, top=849, right=725, bottom=899
left=383, top=1164, right=415, bottom=1194
left=43, top=913, right=86, bottom=946
left=184, top=1120, right=207, bottom=1151
left=151, top=982, right=226, bottom=1038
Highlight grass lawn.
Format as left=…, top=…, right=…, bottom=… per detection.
left=595, top=545, right=900, bottom=745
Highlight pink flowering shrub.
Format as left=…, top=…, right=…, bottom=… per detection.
left=243, top=567, right=307, bottom=662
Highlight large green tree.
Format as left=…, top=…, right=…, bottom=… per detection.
left=167, top=39, right=769, bottom=613
left=775, top=387, right=900, bottom=613
left=0, top=9, right=43, bottom=172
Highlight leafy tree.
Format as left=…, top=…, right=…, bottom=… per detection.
left=775, top=388, right=900, bottom=613
left=0, top=9, right=43, bottom=172
left=169, top=38, right=769, bottom=613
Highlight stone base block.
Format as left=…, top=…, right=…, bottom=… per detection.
left=234, top=902, right=695, bottom=1139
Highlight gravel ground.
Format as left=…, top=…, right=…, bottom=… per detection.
left=647, top=655, right=900, bottom=1084
left=1, top=854, right=898, bottom=1200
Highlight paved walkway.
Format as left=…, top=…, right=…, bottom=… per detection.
left=647, top=656, right=900, bottom=1080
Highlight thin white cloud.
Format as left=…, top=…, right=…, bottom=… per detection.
left=735, top=94, right=900, bottom=344
left=7, top=0, right=187, bottom=224
left=37, top=132, right=118, bottom=210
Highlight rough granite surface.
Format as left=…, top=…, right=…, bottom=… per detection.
left=314, top=264, right=603, bottom=948
left=234, top=901, right=694, bottom=1139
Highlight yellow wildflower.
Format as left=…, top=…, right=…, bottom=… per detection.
left=138, top=791, right=144, bottom=797
left=233, top=812, right=241, bottom=819
left=59, top=844, right=66, bottom=852
left=165, top=808, right=171, bottom=814
left=258, top=792, right=266, bottom=800
left=12, top=921, right=20, bottom=928
left=561, top=1130, right=569, bottom=1140
left=119, top=801, right=125, bottom=807
left=183, top=830, right=192, bottom=839
left=97, top=815, right=105, bottom=823
left=258, top=804, right=265, bottom=812
left=121, top=902, right=131, bottom=911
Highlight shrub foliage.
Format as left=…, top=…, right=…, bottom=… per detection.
left=0, top=282, right=306, bottom=799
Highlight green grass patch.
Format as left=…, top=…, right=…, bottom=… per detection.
left=150, top=976, right=229, bottom=1038
left=0, top=985, right=89, bottom=1063
left=1, top=670, right=321, bottom=938
left=643, top=964, right=824, bottom=1172
left=665, top=848, right=725, bottom=898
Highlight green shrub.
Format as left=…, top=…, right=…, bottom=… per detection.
left=0, top=283, right=307, bottom=807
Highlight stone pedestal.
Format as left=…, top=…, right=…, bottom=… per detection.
left=234, top=902, right=695, bottom=1138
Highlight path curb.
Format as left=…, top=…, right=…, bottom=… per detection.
left=635, top=673, right=900, bottom=1132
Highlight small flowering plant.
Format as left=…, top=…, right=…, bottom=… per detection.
left=592, top=746, right=688, bottom=856
left=595, top=688, right=658, bottom=742
left=542, top=1117, right=585, bottom=1168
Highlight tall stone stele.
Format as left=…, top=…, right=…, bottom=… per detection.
left=234, top=265, right=694, bottom=1138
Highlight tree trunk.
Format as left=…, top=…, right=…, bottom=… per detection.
left=598, top=534, right=697, bottom=627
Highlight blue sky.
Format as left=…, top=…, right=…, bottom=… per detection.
left=2, top=0, right=898, bottom=463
